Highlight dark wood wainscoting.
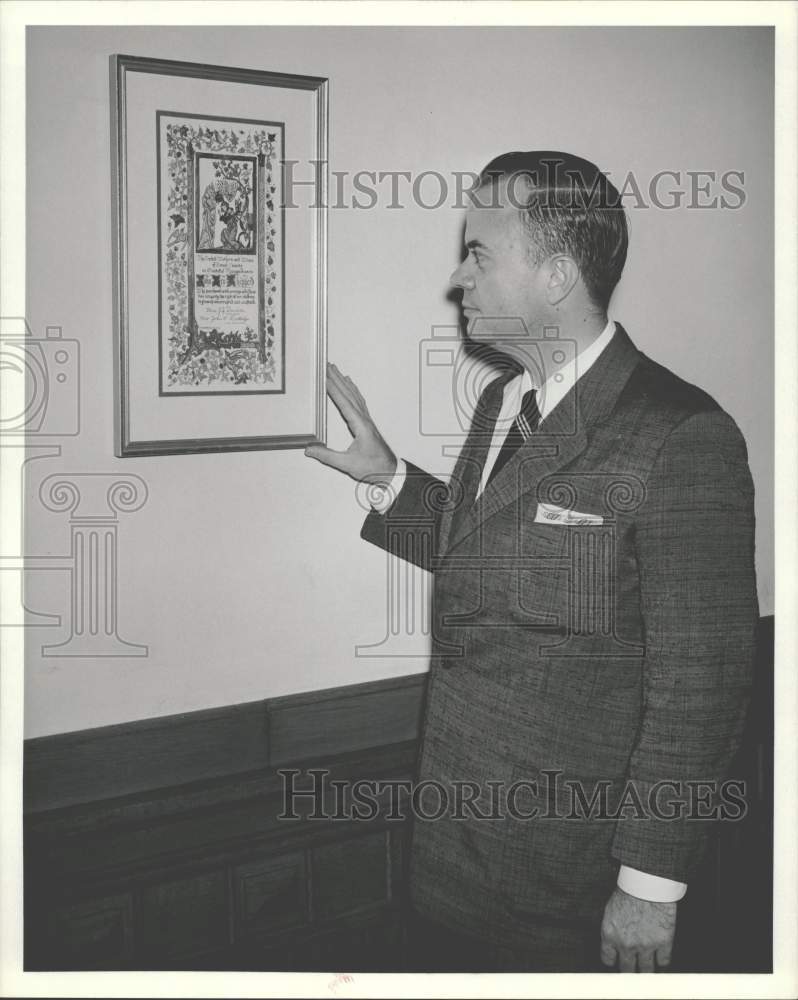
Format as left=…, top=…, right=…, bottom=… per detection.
left=24, top=616, right=773, bottom=972
left=24, top=674, right=425, bottom=971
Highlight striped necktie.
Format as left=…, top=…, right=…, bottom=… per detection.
left=486, top=387, right=541, bottom=485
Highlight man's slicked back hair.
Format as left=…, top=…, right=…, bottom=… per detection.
left=478, top=151, right=628, bottom=311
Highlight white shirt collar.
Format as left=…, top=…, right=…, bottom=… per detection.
left=511, top=318, right=616, bottom=421
left=476, top=320, right=616, bottom=498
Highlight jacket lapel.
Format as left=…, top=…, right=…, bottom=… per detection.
left=446, top=324, right=642, bottom=553
left=441, top=369, right=514, bottom=552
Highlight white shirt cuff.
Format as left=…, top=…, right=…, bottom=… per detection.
left=617, top=865, right=687, bottom=902
left=369, top=459, right=406, bottom=513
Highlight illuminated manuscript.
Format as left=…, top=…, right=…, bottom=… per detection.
left=157, top=112, right=284, bottom=394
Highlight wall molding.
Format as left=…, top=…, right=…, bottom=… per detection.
left=25, top=671, right=428, bottom=814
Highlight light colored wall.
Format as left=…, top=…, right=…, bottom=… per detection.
left=25, top=26, right=774, bottom=737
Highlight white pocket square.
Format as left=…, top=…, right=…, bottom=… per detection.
left=534, top=503, right=604, bottom=526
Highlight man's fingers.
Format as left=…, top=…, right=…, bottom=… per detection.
left=349, top=380, right=371, bottom=415
left=599, top=939, right=617, bottom=967
left=326, top=364, right=361, bottom=413
left=304, top=443, right=351, bottom=474
left=327, top=389, right=366, bottom=440
left=655, top=943, right=673, bottom=968
left=326, top=364, right=368, bottom=436
left=600, top=939, right=658, bottom=973
left=637, top=948, right=656, bottom=973
left=330, top=363, right=368, bottom=408
left=600, top=887, right=677, bottom=974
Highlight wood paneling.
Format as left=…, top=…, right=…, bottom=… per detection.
left=139, top=870, right=230, bottom=963
left=234, top=852, right=308, bottom=936
left=23, top=621, right=772, bottom=972
left=35, top=892, right=134, bottom=970
left=312, top=832, right=389, bottom=922
left=267, top=673, right=427, bottom=766
left=24, top=673, right=421, bottom=971
left=24, top=672, right=427, bottom=813
left=24, top=700, right=271, bottom=812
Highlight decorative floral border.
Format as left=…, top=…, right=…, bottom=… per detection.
left=161, top=118, right=282, bottom=391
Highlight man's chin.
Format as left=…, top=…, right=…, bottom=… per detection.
left=467, top=315, right=531, bottom=343
left=462, top=329, right=526, bottom=372
left=465, top=320, right=502, bottom=347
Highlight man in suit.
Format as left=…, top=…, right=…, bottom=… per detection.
left=305, top=152, right=758, bottom=972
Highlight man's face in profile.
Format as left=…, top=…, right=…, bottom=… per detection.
left=450, top=179, right=550, bottom=349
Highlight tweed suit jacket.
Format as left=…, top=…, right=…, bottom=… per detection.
left=360, top=325, right=758, bottom=944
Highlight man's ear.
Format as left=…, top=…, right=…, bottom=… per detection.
left=546, top=254, right=580, bottom=305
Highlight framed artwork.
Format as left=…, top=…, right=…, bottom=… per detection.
left=110, top=54, right=327, bottom=456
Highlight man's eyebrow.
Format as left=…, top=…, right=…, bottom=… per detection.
left=465, top=238, right=489, bottom=251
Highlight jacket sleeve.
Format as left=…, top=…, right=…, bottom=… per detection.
left=611, top=409, right=759, bottom=882
left=359, top=460, right=450, bottom=573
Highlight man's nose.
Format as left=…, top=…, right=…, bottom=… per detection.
left=449, top=261, right=475, bottom=290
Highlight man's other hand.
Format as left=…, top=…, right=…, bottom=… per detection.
left=304, top=362, right=397, bottom=485
left=600, top=886, right=677, bottom=972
